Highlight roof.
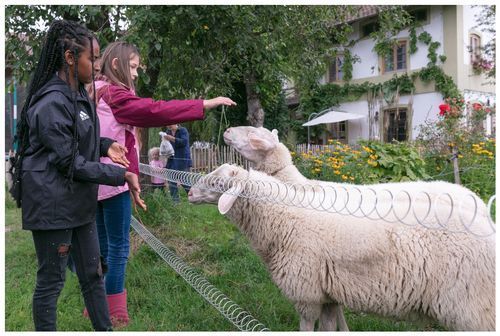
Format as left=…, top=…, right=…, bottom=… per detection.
left=344, top=5, right=381, bottom=23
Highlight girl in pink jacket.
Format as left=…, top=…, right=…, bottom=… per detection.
left=91, top=41, right=235, bottom=326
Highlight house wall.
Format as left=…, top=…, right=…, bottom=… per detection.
left=337, top=92, right=444, bottom=145
left=294, top=5, right=495, bottom=144
left=458, top=5, right=495, bottom=93
left=324, top=6, right=445, bottom=83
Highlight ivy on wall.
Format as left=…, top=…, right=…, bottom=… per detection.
left=300, top=13, right=462, bottom=119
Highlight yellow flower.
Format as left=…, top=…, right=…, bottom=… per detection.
left=314, top=168, right=321, bottom=172
left=362, top=146, right=373, bottom=153
left=341, top=175, right=348, bottom=180
left=334, top=170, right=341, bottom=175
left=328, top=139, right=334, bottom=144
left=349, top=176, right=355, bottom=181
left=290, top=151, right=296, bottom=156
left=203, top=25, right=209, bottom=30
left=458, top=154, right=463, bottom=158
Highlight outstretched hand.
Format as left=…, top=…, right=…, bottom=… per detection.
left=108, top=142, right=129, bottom=168
left=125, top=172, right=147, bottom=211
left=203, top=97, right=237, bottom=110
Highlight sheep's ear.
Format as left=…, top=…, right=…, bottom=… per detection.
left=271, top=129, right=279, bottom=141
left=248, top=132, right=276, bottom=151
left=218, top=185, right=241, bottom=214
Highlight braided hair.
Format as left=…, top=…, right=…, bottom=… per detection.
left=10, top=20, right=97, bottom=203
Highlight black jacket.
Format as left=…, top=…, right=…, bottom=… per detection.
left=21, top=75, right=127, bottom=230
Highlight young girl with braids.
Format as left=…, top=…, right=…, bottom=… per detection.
left=92, top=41, right=236, bottom=326
left=10, top=20, right=146, bottom=331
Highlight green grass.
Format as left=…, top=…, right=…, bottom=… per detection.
left=5, top=188, right=439, bottom=331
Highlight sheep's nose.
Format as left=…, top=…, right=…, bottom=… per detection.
left=188, top=190, right=193, bottom=197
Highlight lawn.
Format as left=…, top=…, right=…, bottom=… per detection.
left=5, top=188, right=439, bottom=331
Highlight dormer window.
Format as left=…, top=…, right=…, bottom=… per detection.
left=361, top=20, right=380, bottom=38
left=408, top=7, right=429, bottom=24
left=470, top=33, right=482, bottom=63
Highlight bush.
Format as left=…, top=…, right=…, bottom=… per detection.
left=293, top=140, right=430, bottom=184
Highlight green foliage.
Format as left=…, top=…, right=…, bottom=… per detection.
left=409, top=26, right=418, bottom=54
left=5, top=5, right=125, bottom=83
left=370, top=6, right=413, bottom=58
left=299, top=72, right=415, bottom=122
left=293, top=140, right=430, bottom=184
left=416, top=101, right=495, bottom=202
left=358, top=141, right=430, bottom=182
left=417, top=31, right=432, bottom=45
left=417, top=65, right=461, bottom=100
left=341, top=49, right=354, bottom=82
left=124, top=5, right=357, bottom=132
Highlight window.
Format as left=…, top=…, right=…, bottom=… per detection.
left=361, top=20, right=380, bottom=38
left=328, top=55, right=344, bottom=82
left=470, top=33, right=481, bottom=63
left=383, top=41, right=408, bottom=73
left=383, top=108, right=408, bottom=142
left=330, top=121, right=347, bottom=142
left=408, top=7, right=429, bottom=24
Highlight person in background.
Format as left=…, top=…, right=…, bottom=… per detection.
left=10, top=20, right=144, bottom=331
left=92, top=40, right=236, bottom=326
left=164, top=124, right=192, bottom=203
left=148, top=147, right=166, bottom=191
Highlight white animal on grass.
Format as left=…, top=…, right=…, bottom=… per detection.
left=188, top=164, right=495, bottom=331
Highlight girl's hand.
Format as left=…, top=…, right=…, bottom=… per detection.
left=125, top=172, right=147, bottom=211
left=108, top=142, right=129, bottom=168
left=203, top=97, right=237, bottom=110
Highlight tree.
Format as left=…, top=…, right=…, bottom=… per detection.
left=5, top=5, right=125, bottom=84
left=123, top=5, right=355, bottom=128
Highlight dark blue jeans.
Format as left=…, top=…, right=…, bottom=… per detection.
left=168, top=167, right=191, bottom=202
left=96, top=191, right=131, bottom=295
left=31, top=223, right=112, bottom=331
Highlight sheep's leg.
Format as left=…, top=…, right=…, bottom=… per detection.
left=334, top=304, right=349, bottom=331
left=319, top=302, right=349, bottom=331
left=299, top=317, right=315, bottom=331
left=318, top=302, right=337, bottom=331
left=296, top=302, right=321, bottom=331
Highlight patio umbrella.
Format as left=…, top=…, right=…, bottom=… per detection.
left=303, top=109, right=365, bottom=148
left=302, top=110, right=365, bottom=126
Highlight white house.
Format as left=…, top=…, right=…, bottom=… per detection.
left=288, top=5, right=495, bottom=145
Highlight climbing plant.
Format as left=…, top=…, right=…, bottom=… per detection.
left=299, top=6, right=462, bottom=124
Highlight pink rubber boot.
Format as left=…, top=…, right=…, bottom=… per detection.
left=83, top=290, right=129, bottom=327
left=107, top=290, right=129, bottom=327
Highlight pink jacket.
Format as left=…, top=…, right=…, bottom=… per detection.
left=149, top=159, right=166, bottom=184
left=95, top=79, right=204, bottom=201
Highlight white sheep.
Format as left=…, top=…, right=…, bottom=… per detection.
left=223, top=126, right=493, bottom=237
left=188, top=164, right=496, bottom=331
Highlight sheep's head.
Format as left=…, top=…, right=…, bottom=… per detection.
left=223, top=126, right=279, bottom=162
left=188, top=164, right=248, bottom=214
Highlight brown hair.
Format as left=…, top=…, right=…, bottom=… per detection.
left=100, top=41, right=139, bottom=90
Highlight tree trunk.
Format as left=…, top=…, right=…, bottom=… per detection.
left=244, top=73, right=265, bottom=127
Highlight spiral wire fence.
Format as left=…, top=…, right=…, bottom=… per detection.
left=130, top=216, right=270, bottom=331
left=140, top=163, right=496, bottom=238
